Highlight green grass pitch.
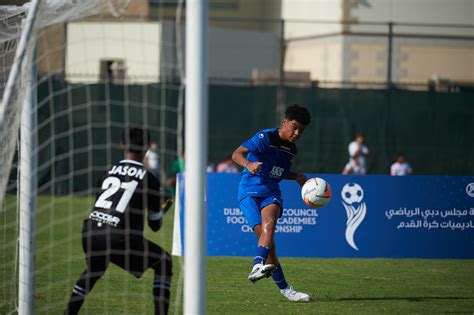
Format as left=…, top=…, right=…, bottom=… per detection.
left=1, top=195, right=473, bottom=314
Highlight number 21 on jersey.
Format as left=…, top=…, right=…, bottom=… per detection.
left=95, top=177, right=138, bottom=213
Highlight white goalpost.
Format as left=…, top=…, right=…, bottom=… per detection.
left=1, top=1, right=40, bottom=311
left=19, top=51, right=37, bottom=315
left=184, top=0, right=208, bottom=314
left=19, top=34, right=39, bottom=315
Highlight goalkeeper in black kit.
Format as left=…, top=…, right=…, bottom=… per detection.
left=65, top=128, right=173, bottom=315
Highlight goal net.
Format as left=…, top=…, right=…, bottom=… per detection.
left=0, top=1, right=184, bottom=313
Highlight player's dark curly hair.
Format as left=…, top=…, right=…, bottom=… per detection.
left=285, top=104, right=311, bottom=125
left=122, top=127, right=150, bottom=153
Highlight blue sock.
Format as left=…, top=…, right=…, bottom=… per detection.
left=272, top=264, right=289, bottom=290
left=253, top=246, right=270, bottom=265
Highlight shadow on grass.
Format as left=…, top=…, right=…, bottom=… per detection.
left=324, top=296, right=472, bottom=302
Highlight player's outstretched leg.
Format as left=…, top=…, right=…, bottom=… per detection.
left=248, top=245, right=276, bottom=283
left=249, top=204, right=280, bottom=283
left=272, top=264, right=310, bottom=302
left=152, top=252, right=173, bottom=315
left=248, top=263, right=277, bottom=283
left=64, top=269, right=104, bottom=314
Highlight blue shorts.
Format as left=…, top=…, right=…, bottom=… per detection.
left=239, top=195, right=283, bottom=229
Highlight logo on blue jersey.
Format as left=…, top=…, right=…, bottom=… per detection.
left=269, top=166, right=284, bottom=179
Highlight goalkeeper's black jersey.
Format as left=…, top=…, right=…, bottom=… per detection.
left=86, top=159, right=162, bottom=234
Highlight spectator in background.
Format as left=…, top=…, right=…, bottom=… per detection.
left=207, top=163, right=216, bottom=172
left=342, top=157, right=364, bottom=175
left=216, top=155, right=239, bottom=173
left=348, top=134, right=369, bottom=174
left=207, top=157, right=216, bottom=173
left=165, top=152, right=185, bottom=195
left=144, top=140, right=160, bottom=179
left=390, top=153, right=413, bottom=176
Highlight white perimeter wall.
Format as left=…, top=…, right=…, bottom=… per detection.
left=286, top=34, right=474, bottom=84
left=66, top=21, right=280, bottom=83
left=285, top=36, right=343, bottom=82
left=281, top=0, right=474, bottom=38
left=208, top=27, right=280, bottom=80
left=349, top=0, right=474, bottom=36
left=282, top=0, right=342, bottom=38
left=66, top=22, right=161, bottom=83
left=283, top=0, right=474, bottom=84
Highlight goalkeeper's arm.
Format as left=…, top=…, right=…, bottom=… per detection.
left=148, top=210, right=163, bottom=232
left=147, top=191, right=173, bottom=232
left=146, top=172, right=173, bottom=231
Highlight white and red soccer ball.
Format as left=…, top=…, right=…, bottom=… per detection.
left=301, top=177, right=332, bottom=208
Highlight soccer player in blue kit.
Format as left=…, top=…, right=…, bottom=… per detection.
left=231, top=104, right=311, bottom=302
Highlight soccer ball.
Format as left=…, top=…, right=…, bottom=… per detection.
left=301, top=177, right=332, bottom=208
left=341, top=182, right=364, bottom=205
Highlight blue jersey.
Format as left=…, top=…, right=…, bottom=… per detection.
left=238, top=128, right=297, bottom=200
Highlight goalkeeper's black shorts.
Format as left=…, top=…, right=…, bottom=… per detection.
left=81, top=219, right=168, bottom=278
